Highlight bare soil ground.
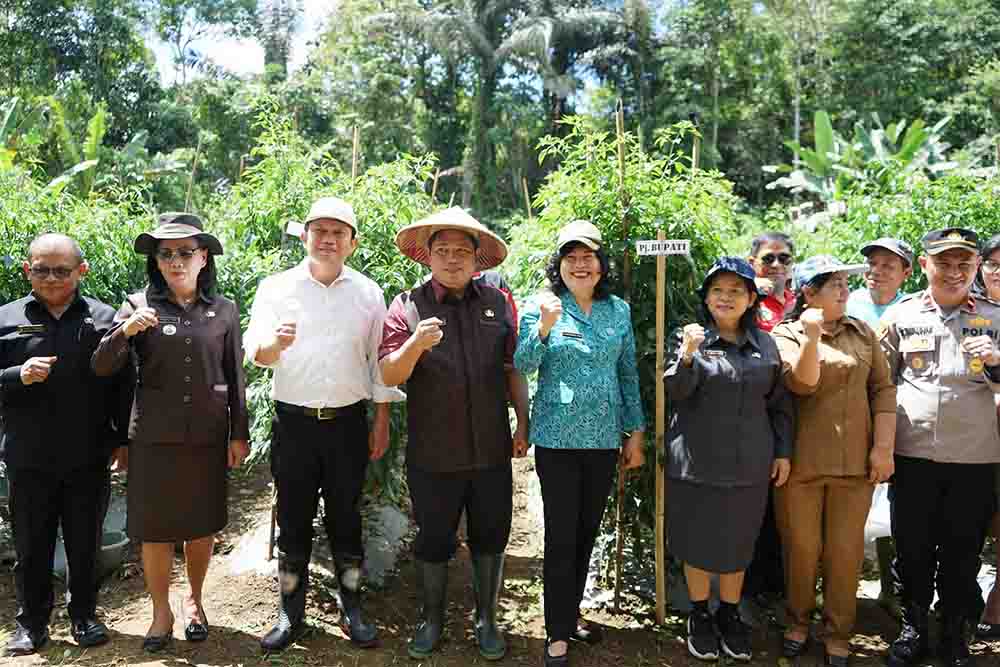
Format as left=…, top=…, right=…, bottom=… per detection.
left=1, top=458, right=998, bottom=666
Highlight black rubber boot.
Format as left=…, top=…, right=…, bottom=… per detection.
left=472, top=553, right=507, bottom=661
left=939, top=615, right=973, bottom=667
left=334, top=559, right=377, bottom=648
left=408, top=561, right=448, bottom=659
left=260, top=554, right=309, bottom=652
left=887, top=605, right=929, bottom=667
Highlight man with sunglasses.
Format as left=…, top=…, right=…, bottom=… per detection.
left=881, top=228, right=1000, bottom=667
left=0, top=234, right=132, bottom=654
left=748, top=232, right=796, bottom=332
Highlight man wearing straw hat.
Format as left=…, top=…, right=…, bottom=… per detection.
left=244, top=196, right=404, bottom=652
left=379, top=207, right=530, bottom=660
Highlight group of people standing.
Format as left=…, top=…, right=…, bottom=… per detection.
left=0, top=199, right=642, bottom=667
left=3, top=198, right=1000, bottom=667
left=667, top=227, right=1000, bottom=667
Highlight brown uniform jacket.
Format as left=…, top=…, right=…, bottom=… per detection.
left=772, top=316, right=896, bottom=478
left=92, top=286, right=249, bottom=446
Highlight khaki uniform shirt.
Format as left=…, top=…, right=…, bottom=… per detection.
left=772, top=317, right=896, bottom=478
left=879, top=290, right=1000, bottom=464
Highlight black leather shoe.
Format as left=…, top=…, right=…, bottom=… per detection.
left=887, top=606, right=929, bottom=667
left=543, top=638, right=570, bottom=666
left=570, top=620, right=603, bottom=644
left=142, top=630, right=173, bottom=653
left=5, top=625, right=48, bottom=656
left=185, top=617, right=209, bottom=642
left=71, top=617, right=110, bottom=647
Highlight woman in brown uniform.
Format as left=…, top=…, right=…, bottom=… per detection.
left=771, top=255, right=896, bottom=667
left=92, top=213, right=249, bottom=652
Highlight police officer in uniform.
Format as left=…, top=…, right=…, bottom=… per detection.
left=880, top=228, right=1000, bottom=667
left=0, top=233, right=131, bottom=655
left=379, top=207, right=530, bottom=661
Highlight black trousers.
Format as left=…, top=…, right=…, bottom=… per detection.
left=891, top=455, right=996, bottom=620
left=271, top=405, right=369, bottom=563
left=407, top=462, right=512, bottom=563
left=744, top=485, right=785, bottom=597
left=8, top=463, right=104, bottom=631
left=535, top=446, right=618, bottom=642
left=65, top=462, right=111, bottom=607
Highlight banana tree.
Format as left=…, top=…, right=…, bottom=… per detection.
left=763, top=110, right=853, bottom=201
left=0, top=97, right=47, bottom=170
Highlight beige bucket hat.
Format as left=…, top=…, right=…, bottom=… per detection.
left=395, top=207, right=508, bottom=269
left=134, top=212, right=224, bottom=255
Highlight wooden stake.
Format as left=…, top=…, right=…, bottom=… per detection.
left=431, top=168, right=440, bottom=201
left=352, top=125, right=360, bottom=183
left=522, top=176, right=532, bottom=220
left=654, top=228, right=667, bottom=626
left=185, top=133, right=203, bottom=213
left=692, top=133, right=701, bottom=174
left=613, top=97, right=631, bottom=614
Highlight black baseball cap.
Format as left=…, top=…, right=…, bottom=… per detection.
left=921, top=228, right=979, bottom=255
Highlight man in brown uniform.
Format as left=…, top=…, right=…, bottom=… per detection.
left=379, top=208, right=529, bottom=661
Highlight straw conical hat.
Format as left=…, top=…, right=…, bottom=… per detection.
left=395, top=207, right=508, bottom=269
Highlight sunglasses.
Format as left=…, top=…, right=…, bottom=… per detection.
left=758, top=253, right=793, bottom=266
left=156, top=248, right=202, bottom=262
left=29, top=266, right=76, bottom=279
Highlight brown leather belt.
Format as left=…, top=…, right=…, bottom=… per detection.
left=275, top=401, right=364, bottom=421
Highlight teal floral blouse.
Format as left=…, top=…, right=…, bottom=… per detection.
left=515, top=292, right=646, bottom=449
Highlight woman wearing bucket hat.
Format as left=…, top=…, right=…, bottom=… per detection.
left=514, top=220, right=645, bottom=667
left=379, top=207, right=530, bottom=661
left=663, top=256, right=794, bottom=663
left=93, top=212, right=249, bottom=652
left=770, top=255, right=896, bottom=667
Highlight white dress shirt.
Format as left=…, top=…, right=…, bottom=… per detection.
left=244, top=260, right=405, bottom=408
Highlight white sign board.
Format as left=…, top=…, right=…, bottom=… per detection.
left=636, top=239, right=690, bottom=256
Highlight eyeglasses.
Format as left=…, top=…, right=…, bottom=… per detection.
left=431, top=246, right=474, bottom=260
left=983, top=260, right=1000, bottom=274
left=155, top=248, right=202, bottom=262
left=29, top=266, right=75, bottom=279
left=758, top=253, right=793, bottom=266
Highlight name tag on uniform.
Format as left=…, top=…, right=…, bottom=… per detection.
left=159, top=316, right=180, bottom=325
left=900, top=336, right=934, bottom=353
left=561, top=331, right=584, bottom=340
left=16, top=324, right=45, bottom=335
left=704, top=349, right=725, bottom=359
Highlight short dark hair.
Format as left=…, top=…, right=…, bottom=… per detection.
left=145, top=242, right=217, bottom=295
left=699, top=272, right=760, bottom=332
left=975, top=233, right=1000, bottom=297
left=545, top=242, right=613, bottom=300
left=750, top=231, right=795, bottom=258
left=27, top=233, right=84, bottom=265
left=427, top=229, right=478, bottom=251
left=785, top=272, right=833, bottom=322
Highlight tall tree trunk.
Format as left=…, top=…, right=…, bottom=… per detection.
left=464, top=58, right=497, bottom=212
left=711, top=60, right=720, bottom=166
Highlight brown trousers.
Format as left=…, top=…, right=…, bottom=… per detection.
left=775, top=474, right=873, bottom=651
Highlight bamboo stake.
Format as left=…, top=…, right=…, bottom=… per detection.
left=522, top=176, right=532, bottom=220
left=654, top=228, right=667, bottom=626
left=448, top=192, right=455, bottom=207
left=613, top=98, right=631, bottom=614
left=431, top=168, right=440, bottom=201
left=692, top=132, right=701, bottom=174
left=184, top=133, right=203, bottom=213
left=351, top=125, right=360, bottom=183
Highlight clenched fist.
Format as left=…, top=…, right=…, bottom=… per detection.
left=800, top=307, right=825, bottom=341
left=679, top=323, right=706, bottom=362
left=20, top=356, right=57, bottom=385
left=411, top=317, right=445, bottom=352
left=123, top=307, right=158, bottom=338
left=274, top=320, right=297, bottom=351
left=538, top=293, right=563, bottom=338
left=962, top=335, right=999, bottom=367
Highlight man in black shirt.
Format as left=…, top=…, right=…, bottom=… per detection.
left=0, top=233, right=132, bottom=655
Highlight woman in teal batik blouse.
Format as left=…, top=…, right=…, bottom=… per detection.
left=515, top=220, right=645, bottom=667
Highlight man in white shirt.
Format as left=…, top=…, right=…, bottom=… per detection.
left=244, top=197, right=404, bottom=652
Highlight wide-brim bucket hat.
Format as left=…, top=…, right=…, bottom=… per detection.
left=395, top=207, right=508, bottom=269
left=794, top=254, right=866, bottom=287
left=134, top=212, right=224, bottom=255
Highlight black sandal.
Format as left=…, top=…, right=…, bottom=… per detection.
left=977, top=622, right=1000, bottom=639
left=543, top=638, right=570, bottom=666
left=184, top=606, right=209, bottom=642
left=824, top=648, right=849, bottom=667
left=782, top=635, right=809, bottom=658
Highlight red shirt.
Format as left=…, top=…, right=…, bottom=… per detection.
left=757, top=288, right=795, bottom=332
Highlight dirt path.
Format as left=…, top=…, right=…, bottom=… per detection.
left=2, top=458, right=999, bottom=666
